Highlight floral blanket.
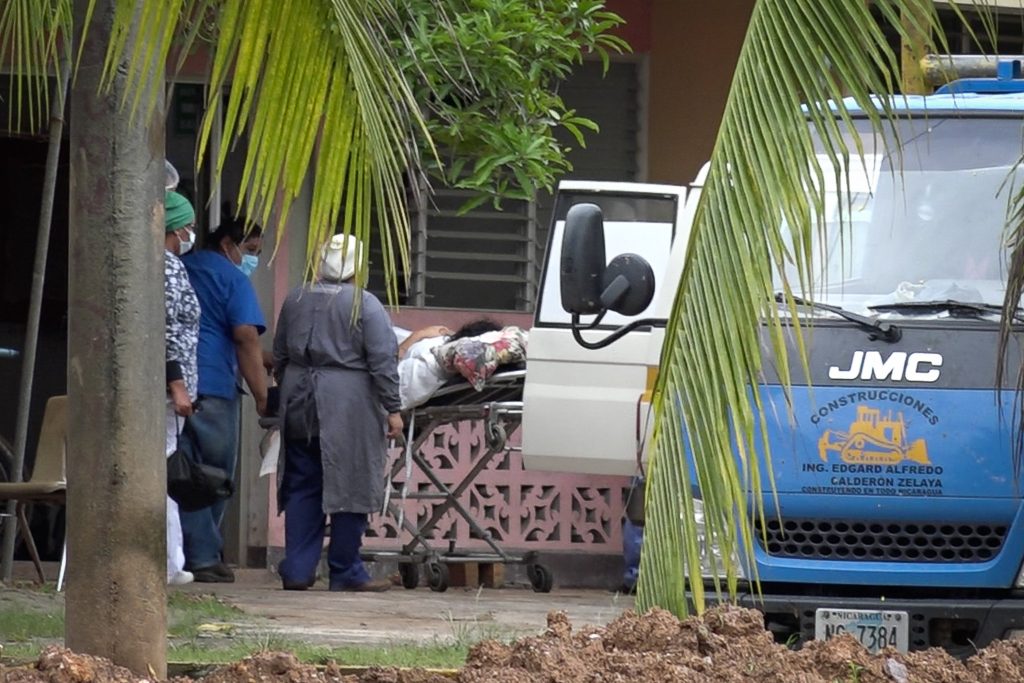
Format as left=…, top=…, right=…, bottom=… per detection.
left=432, top=326, right=529, bottom=391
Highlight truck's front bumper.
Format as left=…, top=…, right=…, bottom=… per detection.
left=725, top=589, right=1024, bottom=655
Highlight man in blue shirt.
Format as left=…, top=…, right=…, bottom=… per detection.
left=180, top=215, right=268, bottom=582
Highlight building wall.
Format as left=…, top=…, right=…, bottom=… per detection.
left=647, top=0, right=754, bottom=185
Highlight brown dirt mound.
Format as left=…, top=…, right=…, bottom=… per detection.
left=2, top=647, right=148, bottom=683
left=459, top=606, right=1024, bottom=683
left=6, top=607, right=1024, bottom=682
left=0, top=649, right=450, bottom=683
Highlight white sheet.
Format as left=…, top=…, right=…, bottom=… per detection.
left=399, top=336, right=448, bottom=409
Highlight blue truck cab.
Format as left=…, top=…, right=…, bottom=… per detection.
left=521, top=67, right=1024, bottom=655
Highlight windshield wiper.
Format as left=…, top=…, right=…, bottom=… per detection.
left=775, top=293, right=901, bottom=343
left=869, top=300, right=1024, bottom=323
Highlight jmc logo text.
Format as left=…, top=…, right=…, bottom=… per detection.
left=828, top=351, right=942, bottom=383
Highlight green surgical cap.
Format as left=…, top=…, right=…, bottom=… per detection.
left=165, top=190, right=196, bottom=233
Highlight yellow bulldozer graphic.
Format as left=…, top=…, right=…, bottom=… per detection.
left=818, top=405, right=930, bottom=465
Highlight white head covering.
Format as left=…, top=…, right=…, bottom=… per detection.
left=319, top=234, right=360, bottom=282
left=165, top=160, right=180, bottom=190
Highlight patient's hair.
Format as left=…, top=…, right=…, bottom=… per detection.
left=450, top=318, right=502, bottom=341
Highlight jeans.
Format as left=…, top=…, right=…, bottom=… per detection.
left=278, top=438, right=371, bottom=589
left=623, top=518, right=644, bottom=590
left=179, top=395, right=240, bottom=569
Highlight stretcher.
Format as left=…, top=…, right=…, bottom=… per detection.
left=361, top=367, right=554, bottom=593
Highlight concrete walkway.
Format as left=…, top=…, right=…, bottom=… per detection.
left=182, top=569, right=635, bottom=645
left=9, top=562, right=634, bottom=647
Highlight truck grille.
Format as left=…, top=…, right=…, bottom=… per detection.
left=754, top=518, right=1008, bottom=563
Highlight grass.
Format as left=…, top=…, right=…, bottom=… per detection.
left=168, top=637, right=469, bottom=668
left=0, top=591, right=246, bottom=662
left=0, top=585, right=65, bottom=644
left=2, top=638, right=470, bottom=670
left=167, top=592, right=244, bottom=638
left=0, top=609, right=64, bottom=642
left=0, top=589, right=506, bottom=671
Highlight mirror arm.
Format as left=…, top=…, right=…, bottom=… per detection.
left=570, top=313, right=666, bottom=350
left=579, top=310, right=608, bottom=330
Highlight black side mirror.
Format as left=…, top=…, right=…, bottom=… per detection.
left=601, top=254, right=656, bottom=316
left=559, top=201, right=660, bottom=349
left=560, top=203, right=607, bottom=315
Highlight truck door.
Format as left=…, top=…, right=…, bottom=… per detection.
left=522, top=181, right=688, bottom=475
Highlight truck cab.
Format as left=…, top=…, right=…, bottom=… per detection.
left=523, top=81, right=1024, bottom=654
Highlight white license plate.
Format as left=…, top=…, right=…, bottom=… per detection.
left=814, top=608, right=909, bottom=653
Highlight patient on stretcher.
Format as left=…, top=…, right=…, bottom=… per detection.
left=395, top=319, right=527, bottom=409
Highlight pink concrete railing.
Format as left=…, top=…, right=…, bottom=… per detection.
left=266, top=423, right=631, bottom=554
left=364, top=423, right=630, bottom=553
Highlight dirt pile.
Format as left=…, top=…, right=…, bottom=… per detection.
left=0, top=650, right=450, bottom=683
left=6, top=607, right=1024, bottom=682
left=193, top=652, right=450, bottom=683
left=459, top=606, right=1024, bottom=682
left=2, top=647, right=152, bottom=683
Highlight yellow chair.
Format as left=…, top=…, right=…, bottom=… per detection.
left=0, top=396, right=67, bottom=584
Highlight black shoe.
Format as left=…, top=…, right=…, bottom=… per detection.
left=282, top=576, right=316, bottom=591
left=189, top=562, right=235, bottom=583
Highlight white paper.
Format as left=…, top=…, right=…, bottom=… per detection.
left=259, top=429, right=280, bottom=477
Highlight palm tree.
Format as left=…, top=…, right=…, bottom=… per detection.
left=635, top=0, right=1006, bottom=616
left=3, top=1, right=435, bottom=674
left=1, top=0, right=625, bottom=675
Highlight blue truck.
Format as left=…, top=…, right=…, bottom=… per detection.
left=521, top=64, right=1024, bottom=655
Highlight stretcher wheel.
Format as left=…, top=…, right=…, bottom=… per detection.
left=427, top=562, right=449, bottom=592
left=528, top=563, right=553, bottom=593
left=399, top=563, right=420, bottom=589
left=485, top=422, right=507, bottom=451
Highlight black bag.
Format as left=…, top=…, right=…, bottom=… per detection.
left=167, top=422, right=234, bottom=512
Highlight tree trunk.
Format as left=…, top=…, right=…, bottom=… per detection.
left=65, top=0, right=167, bottom=676
left=900, top=5, right=931, bottom=95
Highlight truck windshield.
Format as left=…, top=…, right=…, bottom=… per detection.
left=776, top=116, right=1024, bottom=319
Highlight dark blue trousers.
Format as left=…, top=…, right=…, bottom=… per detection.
left=278, top=438, right=371, bottom=589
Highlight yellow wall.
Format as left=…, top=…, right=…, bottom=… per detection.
left=647, top=0, right=755, bottom=185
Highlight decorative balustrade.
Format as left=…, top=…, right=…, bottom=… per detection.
left=365, top=420, right=630, bottom=553
left=267, top=419, right=631, bottom=554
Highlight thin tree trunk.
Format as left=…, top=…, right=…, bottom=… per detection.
left=901, top=5, right=931, bottom=95
left=65, top=0, right=167, bottom=675
left=0, top=57, right=72, bottom=585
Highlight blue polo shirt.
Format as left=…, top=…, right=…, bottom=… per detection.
left=182, top=249, right=267, bottom=400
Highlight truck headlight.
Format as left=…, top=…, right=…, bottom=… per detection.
left=692, top=499, right=746, bottom=580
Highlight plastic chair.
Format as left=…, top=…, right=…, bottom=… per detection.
left=0, top=396, right=67, bottom=584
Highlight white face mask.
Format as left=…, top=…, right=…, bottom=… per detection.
left=178, top=227, right=195, bottom=255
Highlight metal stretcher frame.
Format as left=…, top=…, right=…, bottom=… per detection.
left=361, top=368, right=554, bottom=593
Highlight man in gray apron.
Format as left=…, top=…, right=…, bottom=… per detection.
left=273, top=235, right=403, bottom=591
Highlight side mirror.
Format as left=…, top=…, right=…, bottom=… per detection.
left=601, top=254, right=656, bottom=316
left=560, top=203, right=607, bottom=315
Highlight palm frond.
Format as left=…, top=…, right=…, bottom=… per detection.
left=199, top=0, right=425, bottom=303
left=0, top=0, right=72, bottom=133
left=636, top=0, right=970, bottom=616
left=67, top=0, right=428, bottom=303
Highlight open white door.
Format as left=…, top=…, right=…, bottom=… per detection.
left=522, top=181, right=689, bottom=475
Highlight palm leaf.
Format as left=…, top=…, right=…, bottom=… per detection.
left=100, top=0, right=426, bottom=303
left=636, top=0, right=984, bottom=616
left=13, top=0, right=429, bottom=304
left=0, top=0, right=72, bottom=133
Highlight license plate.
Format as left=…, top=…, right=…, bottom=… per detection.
left=814, top=608, right=909, bottom=653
